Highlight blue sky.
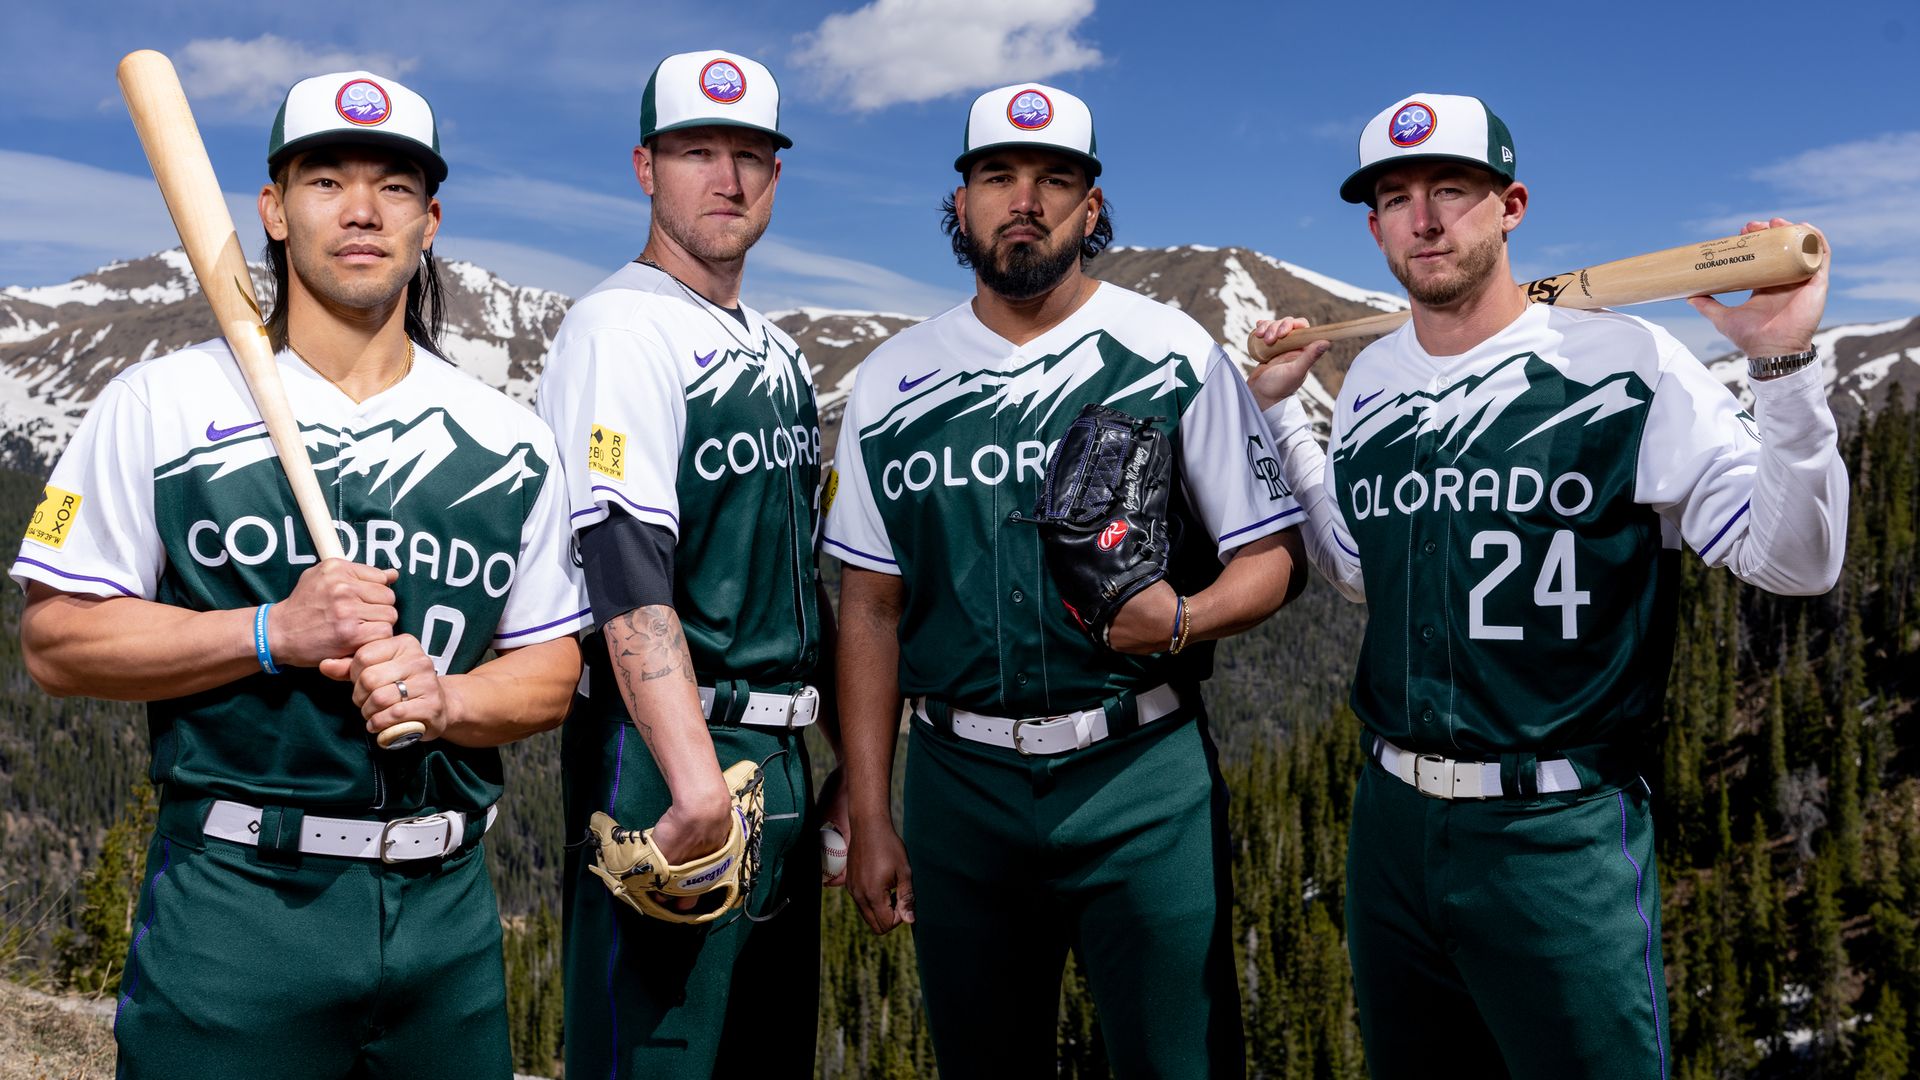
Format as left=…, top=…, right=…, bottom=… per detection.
left=2, top=0, right=1913, bottom=356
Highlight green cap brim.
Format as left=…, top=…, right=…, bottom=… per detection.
left=1339, top=154, right=1512, bottom=205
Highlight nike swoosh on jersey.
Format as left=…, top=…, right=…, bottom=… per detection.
left=694, top=350, right=717, bottom=368
left=1354, top=390, right=1384, bottom=412
left=206, top=420, right=265, bottom=441
left=899, top=369, right=940, bottom=393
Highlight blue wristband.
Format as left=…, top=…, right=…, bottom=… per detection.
left=254, top=603, right=280, bottom=675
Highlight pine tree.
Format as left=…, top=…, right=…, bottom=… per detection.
left=1805, top=846, right=1853, bottom=1074
left=55, top=780, right=156, bottom=996
left=1855, top=985, right=1910, bottom=1080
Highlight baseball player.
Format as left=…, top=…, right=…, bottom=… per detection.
left=534, top=49, right=834, bottom=1079
left=1247, top=94, right=1847, bottom=1079
left=826, top=83, right=1309, bottom=1077
left=13, top=70, right=590, bottom=1080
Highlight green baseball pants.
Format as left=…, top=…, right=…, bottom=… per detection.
left=902, top=709, right=1244, bottom=1079
left=561, top=709, right=818, bottom=1080
left=114, top=797, right=512, bottom=1080
left=1346, top=762, right=1671, bottom=1080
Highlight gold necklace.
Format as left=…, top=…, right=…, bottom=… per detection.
left=293, top=338, right=416, bottom=403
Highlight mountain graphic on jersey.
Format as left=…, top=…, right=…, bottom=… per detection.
left=1332, top=351, right=1652, bottom=473
left=155, top=409, right=542, bottom=510
left=149, top=408, right=547, bottom=676
left=687, top=330, right=810, bottom=413
left=861, top=330, right=1194, bottom=444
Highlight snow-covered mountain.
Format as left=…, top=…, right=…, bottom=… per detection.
left=4, top=247, right=1911, bottom=473
left=1704, top=315, right=1920, bottom=426
left=0, top=251, right=570, bottom=472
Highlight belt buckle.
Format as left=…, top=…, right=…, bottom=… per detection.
left=1010, top=717, right=1035, bottom=756
left=380, top=813, right=455, bottom=863
left=787, top=686, right=819, bottom=730
left=1414, top=754, right=1453, bottom=799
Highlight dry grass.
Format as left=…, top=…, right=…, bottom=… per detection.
left=0, top=980, right=113, bottom=1080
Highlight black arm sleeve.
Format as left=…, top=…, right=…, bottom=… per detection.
left=578, top=509, right=677, bottom=629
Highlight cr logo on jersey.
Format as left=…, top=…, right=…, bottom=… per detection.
left=1389, top=102, right=1434, bottom=147
left=1097, top=519, right=1129, bottom=550
left=336, top=79, right=391, bottom=126
left=1246, top=436, right=1289, bottom=501
left=701, top=60, right=746, bottom=103
left=1007, top=89, right=1052, bottom=130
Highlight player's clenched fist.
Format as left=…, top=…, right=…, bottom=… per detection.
left=268, top=558, right=400, bottom=667
left=320, top=634, right=449, bottom=744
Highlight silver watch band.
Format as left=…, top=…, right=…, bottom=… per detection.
left=1747, top=348, right=1818, bottom=380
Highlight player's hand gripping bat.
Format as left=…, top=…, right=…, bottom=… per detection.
left=117, top=49, right=426, bottom=749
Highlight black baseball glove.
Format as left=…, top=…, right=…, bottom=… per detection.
left=1017, top=403, right=1173, bottom=647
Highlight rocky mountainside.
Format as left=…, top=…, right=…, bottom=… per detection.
left=4, top=247, right=1914, bottom=472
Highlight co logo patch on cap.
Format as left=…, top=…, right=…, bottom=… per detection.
left=336, top=79, right=392, bottom=126
left=1390, top=102, right=1434, bottom=147
left=1007, top=88, right=1052, bottom=130
left=701, top=59, right=746, bottom=104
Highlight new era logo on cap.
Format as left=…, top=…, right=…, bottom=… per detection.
left=957, top=82, right=1099, bottom=177
left=1339, top=92, right=1515, bottom=205
left=268, top=70, right=446, bottom=185
left=642, top=50, right=791, bottom=148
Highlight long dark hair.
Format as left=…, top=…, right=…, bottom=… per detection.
left=263, top=162, right=447, bottom=357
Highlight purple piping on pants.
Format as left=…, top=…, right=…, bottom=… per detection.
left=1618, top=792, right=1668, bottom=1080
left=114, top=838, right=172, bottom=1028
left=604, top=719, right=628, bottom=1077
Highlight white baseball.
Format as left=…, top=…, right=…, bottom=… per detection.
left=820, top=824, right=849, bottom=878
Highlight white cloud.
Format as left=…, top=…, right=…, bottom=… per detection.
left=0, top=150, right=263, bottom=286
left=795, top=0, right=1102, bottom=111
left=175, top=34, right=418, bottom=114
left=1704, top=130, right=1920, bottom=314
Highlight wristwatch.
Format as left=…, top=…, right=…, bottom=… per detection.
left=1747, top=348, right=1818, bottom=380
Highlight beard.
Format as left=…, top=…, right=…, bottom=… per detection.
left=1387, top=229, right=1504, bottom=308
left=961, top=216, right=1082, bottom=301
left=652, top=197, right=770, bottom=264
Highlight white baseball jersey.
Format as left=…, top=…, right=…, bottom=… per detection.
left=825, top=281, right=1302, bottom=715
left=535, top=261, right=823, bottom=687
left=1265, top=303, right=1847, bottom=755
left=10, top=339, right=590, bottom=811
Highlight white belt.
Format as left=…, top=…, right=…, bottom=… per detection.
left=913, top=684, right=1184, bottom=756
left=203, top=800, right=498, bottom=862
left=1373, top=736, right=1582, bottom=800
left=699, top=684, right=820, bottom=729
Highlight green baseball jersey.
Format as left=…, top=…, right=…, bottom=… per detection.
left=11, top=340, right=591, bottom=813
left=824, top=283, right=1301, bottom=716
left=1279, top=304, right=1845, bottom=758
left=536, top=262, right=822, bottom=690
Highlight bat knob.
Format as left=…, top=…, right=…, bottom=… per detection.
left=378, top=721, right=427, bottom=750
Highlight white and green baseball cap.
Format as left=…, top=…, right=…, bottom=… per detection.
left=956, top=83, right=1100, bottom=178
left=640, top=50, right=791, bottom=149
left=1339, top=93, right=1515, bottom=205
left=267, top=71, right=446, bottom=187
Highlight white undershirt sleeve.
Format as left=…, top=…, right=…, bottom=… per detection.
left=1635, top=346, right=1846, bottom=595
left=1262, top=396, right=1366, bottom=603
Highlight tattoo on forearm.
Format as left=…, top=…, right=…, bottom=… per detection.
left=607, top=606, right=697, bottom=743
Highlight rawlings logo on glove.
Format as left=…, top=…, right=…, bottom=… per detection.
left=1015, top=403, right=1173, bottom=647
left=586, top=758, right=767, bottom=925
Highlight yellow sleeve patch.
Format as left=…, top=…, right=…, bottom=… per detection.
left=588, top=424, right=626, bottom=481
left=25, top=485, right=83, bottom=549
left=821, top=468, right=839, bottom=516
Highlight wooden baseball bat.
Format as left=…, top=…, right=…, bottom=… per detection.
left=117, top=50, right=425, bottom=749
left=1247, top=224, right=1827, bottom=361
